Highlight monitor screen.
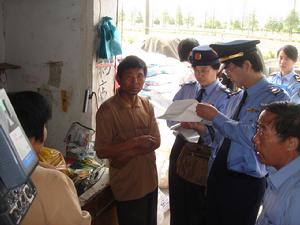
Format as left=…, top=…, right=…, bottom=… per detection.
left=0, top=89, right=37, bottom=187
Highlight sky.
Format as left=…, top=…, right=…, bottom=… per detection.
left=119, top=0, right=300, bottom=25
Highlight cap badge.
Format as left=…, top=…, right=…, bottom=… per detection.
left=195, top=52, right=202, bottom=61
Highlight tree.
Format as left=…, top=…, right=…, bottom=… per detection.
left=162, top=11, right=175, bottom=26
left=119, top=9, right=125, bottom=23
left=246, top=12, right=259, bottom=32
left=204, top=17, right=222, bottom=29
left=153, top=17, right=160, bottom=25
left=284, top=10, right=300, bottom=35
left=184, top=15, right=195, bottom=27
left=135, top=11, right=144, bottom=24
left=130, top=11, right=137, bottom=25
left=176, top=6, right=183, bottom=26
left=264, top=18, right=283, bottom=32
left=230, top=20, right=242, bottom=30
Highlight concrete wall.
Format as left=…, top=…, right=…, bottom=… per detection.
left=3, top=0, right=118, bottom=152
left=0, top=0, right=4, bottom=62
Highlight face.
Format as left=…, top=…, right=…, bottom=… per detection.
left=118, top=68, right=145, bottom=96
left=193, top=65, right=217, bottom=87
left=253, top=110, right=288, bottom=168
left=278, top=50, right=296, bottom=75
left=224, top=62, right=246, bottom=87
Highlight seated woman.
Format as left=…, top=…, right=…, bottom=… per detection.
left=268, top=45, right=300, bottom=103
left=9, top=91, right=91, bottom=225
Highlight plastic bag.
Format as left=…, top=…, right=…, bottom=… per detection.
left=157, top=188, right=170, bottom=225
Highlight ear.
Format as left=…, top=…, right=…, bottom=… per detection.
left=287, top=137, right=299, bottom=152
left=116, top=75, right=121, bottom=85
left=243, top=60, right=252, bottom=72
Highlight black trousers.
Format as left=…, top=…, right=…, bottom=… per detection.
left=115, top=188, right=158, bottom=225
left=206, top=162, right=266, bottom=225
left=169, top=134, right=206, bottom=225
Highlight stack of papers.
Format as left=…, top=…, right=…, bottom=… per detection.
left=157, top=99, right=202, bottom=122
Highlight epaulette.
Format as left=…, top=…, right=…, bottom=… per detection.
left=228, top=89, right=242, bottom=98
left=180, top=81, right=197, bottom=87
left=269, top=86, right=283, bottom=95
left=219, top=85, right=233, bottom=96
left=294, top=74, right=300, bottom=82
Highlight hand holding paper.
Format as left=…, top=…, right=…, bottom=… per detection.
left=195, top=103, right=219, bottom=121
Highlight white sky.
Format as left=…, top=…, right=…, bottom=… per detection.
left=120, top=0, right=300, bottom=25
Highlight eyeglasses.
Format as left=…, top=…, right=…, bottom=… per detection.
left=224, top=63, right=237, bottom=74
left=193, top=68, right=211, bottom=75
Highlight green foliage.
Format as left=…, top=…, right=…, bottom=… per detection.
left=153, top=17, right=160, bottom=25
left=204, top=17, right=222, bottom=29
left=184, top=15, right=195, bottom=27
left=135, top=12, right=144, bottom=24
left=119, top=9, right=125, bottom=23
left=230, top=20, right=242, bottom=30
left=246, top=12, right=259, bottom=32
left=176, top=6, right=183, bottom=26
left=263, top=51, right=276, bottom=60
left=265, top=18, right=284, bottom=32
left=284, top=10, right=300, bottom=35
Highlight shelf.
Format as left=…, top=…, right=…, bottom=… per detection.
left=0, top=63, right=21, bottom=71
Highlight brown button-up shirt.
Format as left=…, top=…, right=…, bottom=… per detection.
left=95, top=91, right=160, bottom=201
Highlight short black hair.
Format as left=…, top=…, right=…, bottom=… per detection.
left=226, top=51, right=264, bottom=72
left=277, top=45, right=298, bottom=62
left=117, top=55, right=147, bottom=79
left=263, top=102, right=300, bottom=152
left=177, top=38, right=199, bottom=62
left=8, top=91, right=52, bottom=143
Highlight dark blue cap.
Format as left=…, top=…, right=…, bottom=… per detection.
left=189, top=45, right=220, bottom=67
left=209, top=40, right=260, bottom=63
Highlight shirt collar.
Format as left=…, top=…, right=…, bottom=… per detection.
left=200, top=80, right=219, bottom=96
left=245, top=77, right=269, bottom=96
left=269, top=156, right=300, bottom=189
left=280, top=70, right=296, bottom=82
left=115, top=88, right=142, bottom=108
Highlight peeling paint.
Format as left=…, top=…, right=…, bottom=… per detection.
left=47, top=61, right=63, bottom=88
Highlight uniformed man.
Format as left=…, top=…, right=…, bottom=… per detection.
left=168, top=45, right=231, bottom=225
left=195, top=40, right=290, bottom=225
left=267, top=45, right=300, bottom=104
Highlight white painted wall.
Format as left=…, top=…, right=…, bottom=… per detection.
left=0, top=0, right=5, bottom=62
left=3, top=0, right=118, bottom=152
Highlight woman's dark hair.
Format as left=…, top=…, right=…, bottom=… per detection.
left=263, top=102, right=300, bottom=152
left=228, top=51, right=264, bottom=72
left=177, top=38, right=199, bottom=62
left=8, top=91, right=52, bottom=143
left=117, top=55, right=147, bottom=79
left=277, top=45, right=298, bottom=62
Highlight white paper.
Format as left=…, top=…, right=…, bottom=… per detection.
left=157, top=99, right=202, bottom=122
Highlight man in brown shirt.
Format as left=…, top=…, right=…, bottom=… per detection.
left=95, top=55, right=160, bottom=225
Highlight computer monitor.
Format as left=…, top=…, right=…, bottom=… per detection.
left=0, top=89, right=38, bottom=225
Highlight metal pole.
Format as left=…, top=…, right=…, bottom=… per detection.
left=145, top=0, right=150, bottom=34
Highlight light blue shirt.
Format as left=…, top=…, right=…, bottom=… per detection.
left=256, top=156, right=300, bottom=225
left=167, top=80, right=230, bottom=147
left=267, top=71, right=300, bottom=104
left=212, top=77, right=290, bottom=178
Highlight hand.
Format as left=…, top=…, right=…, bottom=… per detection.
left=196, top=103, right=219, bottom=121
left=132, top=135, right=158, bottom=149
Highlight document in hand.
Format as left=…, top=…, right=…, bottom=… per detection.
left=157, top=99, right=202, bottom=122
